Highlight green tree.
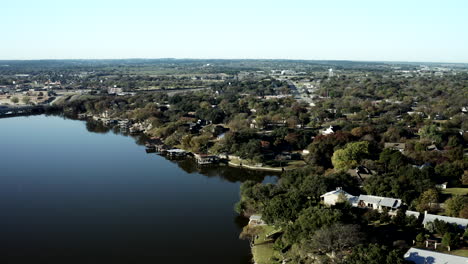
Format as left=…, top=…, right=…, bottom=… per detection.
left=415, top=189, right=439, bottom=212
left=344, top=244, right=406, bottom=264
left=445, top=196, right=468, bottom=217
left=332, top=141, right=370, bottom=171
left=11, top=96, right=19, bottom=104
left=22, top=96, right=31, bottom=105
left=419, top=124, right=442, bottom=143
left=415, top=233, right=425, bottom=243
left=441, top=232, right=459, bottom=250
left=379, top=148, right=406, bottom=172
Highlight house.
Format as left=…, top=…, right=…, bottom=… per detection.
left=422, top=211, right=468, bottom=230
left=249, top=215, right=266, bottom=226
left=404, top=248, right=468, bottom=264
left=384, top=143, right=406, bottom=153
left=435, top=182, right=448, bottom=190
left=356, top=195, right=402, bottom=212
left=320, top=187, right=358, bottom=206
left=194, top=153, right=219, bottom=165
left=320, top=125, right=337, bottom=135
left=107, top=87, right=123, bottom=95
left=426, top=144, right=440, bottom=151
left=166, top=149, right=188, bottom=157
left=405, top=210, right=421, bottom=218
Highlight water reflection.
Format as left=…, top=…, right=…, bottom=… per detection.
left=172, top=158, right=280, bottom=183
left=85, top=120, right=112, bottom=134
left=80, top=117, right=281, bottom=183
left=1, top=115, right=275, bottom=264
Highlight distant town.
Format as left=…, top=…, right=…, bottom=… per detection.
left=1, top=59, right=467, bottom=264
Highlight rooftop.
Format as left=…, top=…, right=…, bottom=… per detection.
left=404, top=248, right=468, bottom=264
left=358, top=194, right=402, bottom=208
left=423, top=212, right=468, bottom=228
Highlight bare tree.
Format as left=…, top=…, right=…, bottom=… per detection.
left=309, top=224, right=362, bottom=254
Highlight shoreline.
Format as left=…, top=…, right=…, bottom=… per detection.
left=76, top=112, right=297, bottom=173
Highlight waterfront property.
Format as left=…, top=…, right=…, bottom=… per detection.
left=194, top=153, right=219, bottom=165
left=356, top=194, right=402, bottom=213
left=320, top=189, right=403, bottom=213
left=248, top=215, right=266, bottom=226
left=320, top=187, right=358, bottom=206
left=166, top=148, right=188, bottom=157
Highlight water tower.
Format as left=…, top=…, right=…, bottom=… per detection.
left=328, top=68, right=334, bottom=78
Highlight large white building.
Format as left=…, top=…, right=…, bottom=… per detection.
left=404, top=248, right=468, bottom=264
left=356, top=194, right=402, bottom=213
left=320, top=187, right=358, bottom=206
left=422, top=211, right=468, bottom=230
left=320, top=189, right=403, bottom=213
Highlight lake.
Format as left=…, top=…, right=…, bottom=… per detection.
left=0, top=115, right=277, bottom=264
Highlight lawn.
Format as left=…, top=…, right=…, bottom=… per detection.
left=252, top=225, right=282, bottom=264
left=442, top=188, right=468, bottom=196
left=451, top=249, right=468, bottom=257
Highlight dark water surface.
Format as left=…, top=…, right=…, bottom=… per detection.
left=0, top=115, right=277, bottom=264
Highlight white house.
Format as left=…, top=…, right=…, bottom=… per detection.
left=422, top=211, right=468, bottom=230
left=404, top=248, right=468, bottom=264
left=384, top=142, right=406, bottom=153
left=405, top=210, right=421, bottom=218
left=356, top=195, right=402, bottom=212
left=249, top=215, right=266, bottom=226
left=320, top=187, right=358, bottom=206
left=320, top=125, right=336, bottom=135
left=435, top=182, right=448, bottom=190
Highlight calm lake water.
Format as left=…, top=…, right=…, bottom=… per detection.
left=0, top=115, right=277, bottom=264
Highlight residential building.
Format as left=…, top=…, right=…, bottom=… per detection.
left=249, top=215, right=266, bottom=226
left=320, top=125, right=337, bottom=135
left=320, top=187, right=358, bottom=206
left=384, top=143, right=406, bottom=153
left=404, top=248, right=468, bottom=264
left=422, top=211, right=468, bottom=230
left=356, top=195, right=402, bottom=212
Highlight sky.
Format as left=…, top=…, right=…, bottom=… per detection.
left=1, top=0, right=467, bottom=62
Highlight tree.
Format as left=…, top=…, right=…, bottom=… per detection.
left=459, top=205, right=468, bottom=219
left=462, top=170, right=468, bottom=185
left=238, top=139, right=263, bottom=162
left=332, top=141, right=370, bottom=171
left=435, top=162, right=463, bottom=185
left=11, top=96, right=19, bottom=104
left=239, top=225, right=262, bottom=243
left=445, top=196, right=468, bottom=217
left=379, top=148, right=407, bottom=172
left=415, top=189, right=439, bottom=212
left=282, top=206, right=343, bottom=244
left=415, top=233, right=425, bottom=243
left=309, top=224, right=362, bottom=254
left=22, top=96, right=31, bottom=105
left=441, top=232, right=459, bottom=251
left=344, top=244, right=406, bottom=264
left=419, top=124, right=442, bottom=143
left=262, top=192, right=304, bottom=225
left=306, top=132, right=353, bottom=168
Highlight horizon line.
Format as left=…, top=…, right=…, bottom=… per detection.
left=0, top=57, right=467, bottom=65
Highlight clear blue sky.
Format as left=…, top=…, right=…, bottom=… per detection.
left=1, top=0, right=467, bottom=62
